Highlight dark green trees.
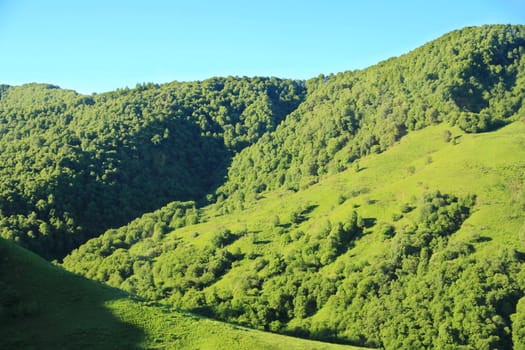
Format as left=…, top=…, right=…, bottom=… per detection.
left=0, top=78, right=305, bottom=259
left=216, top=25, right=525, bottom=209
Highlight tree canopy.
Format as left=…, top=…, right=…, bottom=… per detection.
left=216, top=25, right=525, bottom=209
left=0, top=77, right=305, bottom=259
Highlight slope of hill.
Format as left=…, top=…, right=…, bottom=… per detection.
left=0, top=77, right=305, bottom=259
left=1, top=25, right=523, bottom=262
left=0, top=237, right=362, bottom=350
left=216, top=24, right=525, bottom=209
left=2, top=24, right=525, bottom=349
left=63, top=120, right=525, bottom=348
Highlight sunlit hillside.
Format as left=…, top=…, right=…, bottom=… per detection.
left=64, top=121, right=525, bottom=348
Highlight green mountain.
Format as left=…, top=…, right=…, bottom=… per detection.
left=216, top=24, right=525, bottom=208
left=0, top=237, right=361, bottom=349
left=63, top=119, right=525, bottom=348
left=0, top=77, right=305, bottom=259
left=2, top=24, right=525, bottom=349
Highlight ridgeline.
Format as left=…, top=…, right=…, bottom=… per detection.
left=2, top=24, right=525, bottom=349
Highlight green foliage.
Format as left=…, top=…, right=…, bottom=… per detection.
left=211, top=229, right=239, bottom=248
left=0, top=238, right=359, bottom=350
left=0, top=78, right=305, bottom=259
left=63, top=118, right=525, bottom=348
left=217, top=25, right=525, bottom=209
left=377, top=222, right=395, bottom=239
left=514, top=297, right=525, bottom=350
left=4, top=24, right=525, bottom=349
left=64, top=189, right=481, bottom=347
left=3, top=25, right=524, bottom=262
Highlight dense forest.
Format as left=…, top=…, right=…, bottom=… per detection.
left=2, top=24, right=525, bottom=349
left=0, top=77, right=305, bottom=259
left=215, top=24, right=525, bottom=210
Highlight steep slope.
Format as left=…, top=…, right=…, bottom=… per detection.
left=216, top=24, right=525, bottom=209
left=63, top=120, right=525, bottom=348
left=0, top=77, right=305, bottom=259
left=0, top=237, right=361, bottom=350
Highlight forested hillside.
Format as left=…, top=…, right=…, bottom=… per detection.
left=1, top=25, right=523, bottom=260
left=60, top=24, right=525, bottom=349
left=0, top=237, right=359, bottom=350
left=2, top=24, right=525, bottom=349
left=216, top=24, right=525, bottom=210
left=0, top=77, right=305, bottom=259
left=63, top=121, right=525, bottom=348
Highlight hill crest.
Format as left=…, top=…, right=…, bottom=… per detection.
left=1, top=24, right=525, bottom=349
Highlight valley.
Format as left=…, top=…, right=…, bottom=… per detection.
left=1, top=24, right=525, bottom=349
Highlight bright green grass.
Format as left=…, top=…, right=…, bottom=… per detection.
left=152, top=120, right=525, bottom=296
left=60, top=120, right=525, bottom=347
left=0, top=237, right=362, bottom=350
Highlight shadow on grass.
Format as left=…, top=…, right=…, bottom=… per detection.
left=253, top=239, right=272, bottom=245
left=471, top=235, right=492, bottom=243
left=0, top=238, right=145, bottom=350
left=362, top=217, right=377, bottom=228
left=286, top=326, right=371, bottom=348
left=291, top=204, right=320, bottom=225
left=515, top=250, right=525, bottom=262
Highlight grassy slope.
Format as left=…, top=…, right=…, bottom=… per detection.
left=61, top=120, right=525, bottom=346
left=0, top=237, right=363, bottom=350
left=165, top=120, right=524, bottom=266
left=144, top=120, right=524, bottom=310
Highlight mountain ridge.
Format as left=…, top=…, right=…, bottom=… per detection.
left=215, top=24, right=525, bottom=210
left=1, top=24, right=524, bottom=348
left=0, top=77, right=305, bottom=259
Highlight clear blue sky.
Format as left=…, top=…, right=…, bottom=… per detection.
left=1, top=0, right=523, bottom=94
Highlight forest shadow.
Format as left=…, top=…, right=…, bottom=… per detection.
left=471, top=235, right=492, bottom=243
left=362, top=217, right=377, bottom=228
left=292, top=204, right=319, bottom=224
left=515, top=250, right=525, bottom=262
left=253, top=239, right=272, bottom=245
left=278, top=222, right=292, bottom=229
left=43, top=116, right=232, bottom=259
left=302, top=203, right=319, bottom=216
left=286, top=326, right=367, bottom=348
